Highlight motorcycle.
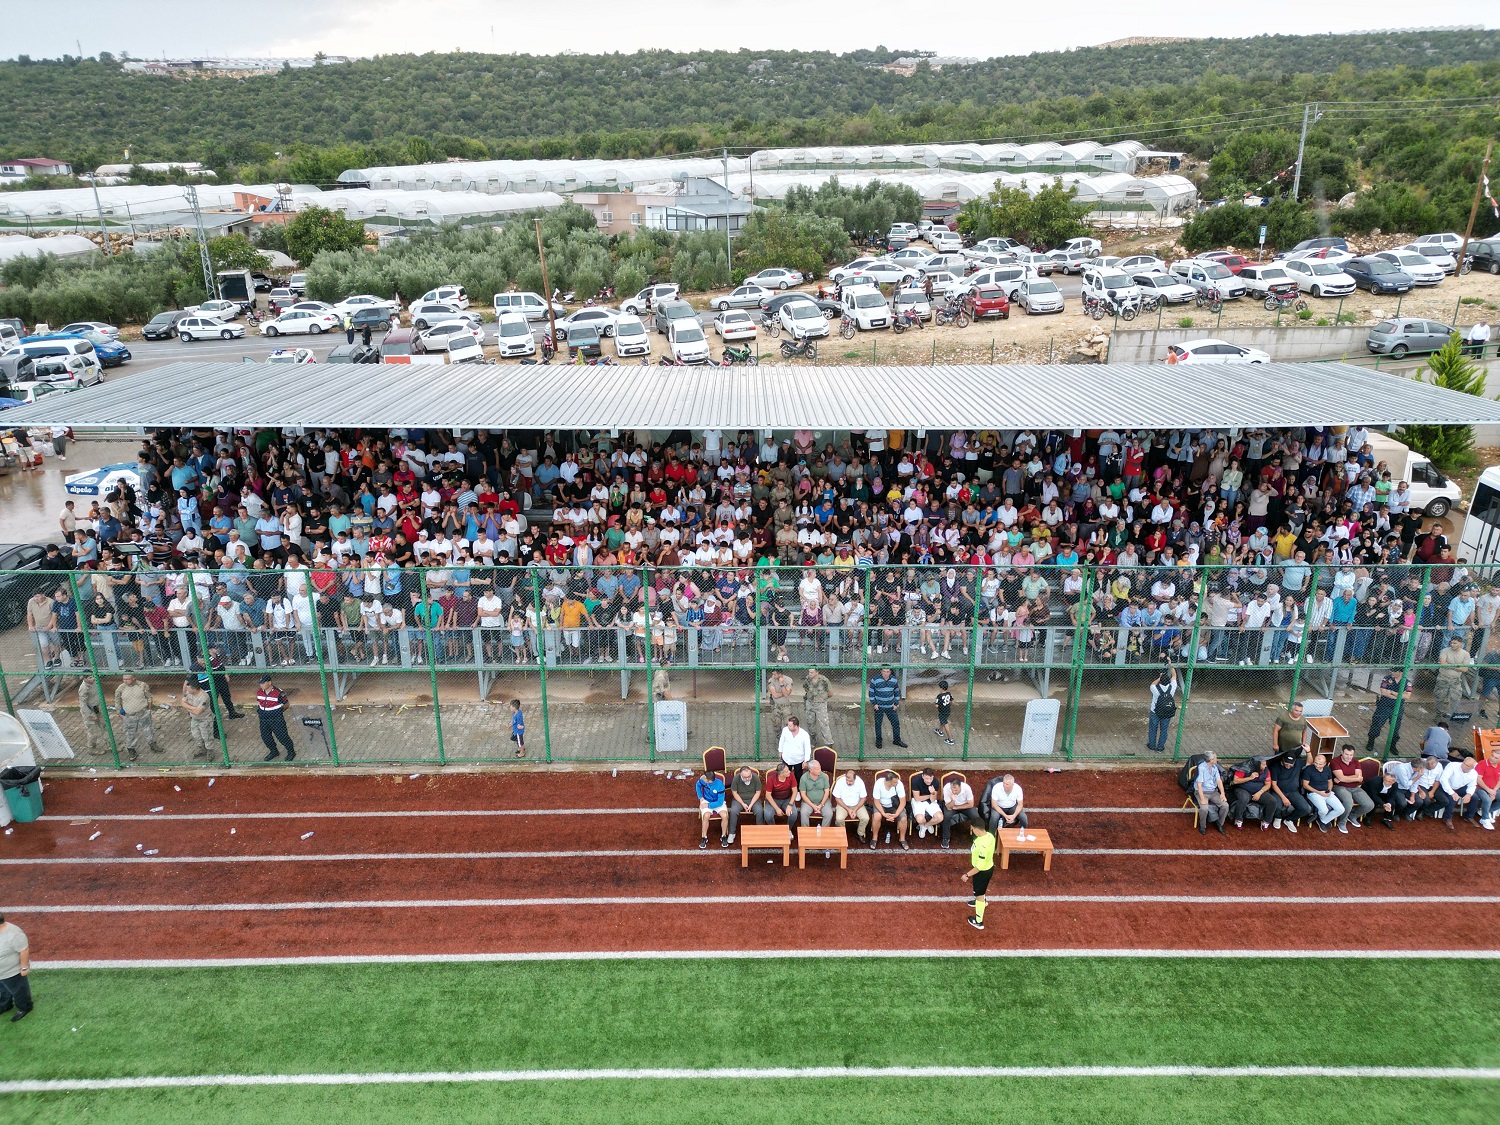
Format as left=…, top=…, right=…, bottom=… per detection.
left=552, top=288, right=576, bottom=304
left=1459, top=254, right=1474, bottom=276
left=541, top=331, right=556, bottom=361
left=658, top=355, right=686, bottom=366
left=1194, top=286, right=1224, bottom=314
left=719, top=344, right=758, bottom=367
left=760, top=312, right=781, bottom=338
left=934, top=296, right=969, bottom=328
left=890, top=308, right=924, bottom=334
left=839, top=312, right=857, bottom=339
left=1263, top=283, right=1307, bottom=313
left=245, top=307, right=262, bottom=326
left=779, top=337, right=818, bottom=360
left=596, top=285, right=617, bottom=300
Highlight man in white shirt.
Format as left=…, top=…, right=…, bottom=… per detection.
left=869, top=770, right=908, bottom=850
left=832, top=768, right=870, bottom=841
left=987, top=774, right=1027, bottom=831
left=1439, top=756, right=1479, bottom=829
left=776, top=716, right=812, bottom=779
left=940, top=772, right=983, bottom=849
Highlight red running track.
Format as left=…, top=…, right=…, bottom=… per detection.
left=5, top=769, right=1497, bottom=959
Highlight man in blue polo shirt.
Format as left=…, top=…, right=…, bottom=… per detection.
left=695, top=767, right=728, bottom=849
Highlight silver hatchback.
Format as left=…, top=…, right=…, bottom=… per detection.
left=1366, top=318, right=1456, bottom=358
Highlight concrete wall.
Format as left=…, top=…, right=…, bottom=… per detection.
left=1106, top=325, right=1370, bottom=365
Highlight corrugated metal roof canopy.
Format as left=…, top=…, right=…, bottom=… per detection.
left=7, top=361, right=1500, bottom=431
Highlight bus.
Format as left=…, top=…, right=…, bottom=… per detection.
left=1460, top=466, right=1500, bottom=565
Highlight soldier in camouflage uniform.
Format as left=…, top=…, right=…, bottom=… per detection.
left=803, top=666, right=834, bottom=749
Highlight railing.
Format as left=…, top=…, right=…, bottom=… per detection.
left=0, top=562, right=1487, bottom=768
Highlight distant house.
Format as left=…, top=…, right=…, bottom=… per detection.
left=574, top=176, right=754, bottom=236
left=0, top=158, right=74, bottom=180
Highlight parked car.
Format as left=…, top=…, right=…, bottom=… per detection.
left=1080, top=269, right=1142, bottom=306
left=1236, top=264, right=1299, bottom=298
left=68, top=330, right=131, bottom=367
left=30, top=355, right=104, bottom=388
left=828, top=257, right=882, bottom=283
left=178, top=315, right=245, bottom=342
left=712, top=284, right=774, bottom=312
left=1280, top=246, right=1354, bottom=266
left=1415, top=232, right=1464, bottom=252
left=445, top=335, right=487, bottom=364
left=1402, top=240, right=1458, bottom=273
left=565, top=323, right=603, bottom=359
left=1345, top=256, right=1414, bottom=295
left=1366, top=318, right=1455, bottom=358
left=1015, top=278, right=1064, bottom=315
left=1471, top=236, right=1500, bottom=275
left=611, top=315, right=649, bottom=358
left=379, top=328, right=417, bottom=360
left=58, top=320, right=120, bottom=340
left=324, top=343, right=380, bottom=364
left=1132, top=272, right=1196, bottom=304
left=929, top=229, right=964, bottom=253
left=888, top=247, right=935, bottom=268
left=778, top=298, right=830, bottom=339
left=968, top=285, right=1011, bottom=319
left=557, top=307, right=620, bottom=337
left=184, top=300, right=241, bottom=321
left=1281, top=258, right=1355, bottom=297
left=743, top=268, right=803, bottom=290
left=1117, top=255, right=1167, bottom=274
left=1045, top=249, right=1093, bottom=274
left=852, top=260, right=917, bottom=286
left=887, top=222, right=918, bottom=241
left=494, top=313, right=537, bottom=358
left=1169, top=260, right=1248, bottom=299
left=1374, top=250, right=1444, bottom=287
left=0, top=380, right=62, bottom=408
left=713, top=309, right=758, bottom=341
left=1197, top=251, right=1252, bottom=274
left=1289, top=237, right=1348, bottom=254
left=618, top=284, right=680, bottom=316
left=919, top=253, right=969, bottom=276
left=142, top=310, right=187, bottom=339
left=287, top=272, right=307, bottom=295
left=266, top=348, right=316, bottom=364
left=251, top=272, right=275, bottom=292
left=957, top=265, right=1033, bottom=300
left=840, top=288, right=892, bottom=331
left=333, top=294, right=399, bottom=317
left=410, top=302, right=479, bottom=330
left=286, top=300, right=338, bottom=318
left=1165, top=339, right=1271, bottom=364
left=350, top=306, right=395, bottom=331
left=1060, top=236, right=1102, bottom=257
left=494, top=290, right=568, bottom=321
left=921, top=271, right=967, bottom=299
left=260, top=310, right=339, bottom=337
left=892, top=288, right=932, bottom=323
left=417, top=319, right=485, bottom=354
left=652, top=300, right=699, bottom=336
left=666, top=321, right=711, bottom=364
left=266, top=287, right=295, bottom=307
left=419, top=284, right=469, bottom=309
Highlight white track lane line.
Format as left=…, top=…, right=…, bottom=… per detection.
left=38, top=805, right=1189, bottom=821
left=3, top=1064, right=1497, bottom=1094
left=4, top=847, right=1497, bottom=866
left=8, top=893, right=1499, bottom=914
left=33, top=948, right=1500, bottom=970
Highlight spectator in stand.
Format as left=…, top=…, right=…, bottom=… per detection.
left=1410, top=756, right=1444, bottom=820
left=1376, top=758, right=1417, bottom=829
left=909, top=766, right=943, bottom=841
left=832, top=767, right=870, bottom=841
left=940, top=771, right=983, bottom=849
left=1229, top=755, right=1277, bottom=831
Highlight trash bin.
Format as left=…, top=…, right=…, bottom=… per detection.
left=0, top=765, right=43, bottom=823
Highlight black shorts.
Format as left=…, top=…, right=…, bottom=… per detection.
left=972, top=867, right=994, bottom=897
left=937, top=708, right=952, bottom=725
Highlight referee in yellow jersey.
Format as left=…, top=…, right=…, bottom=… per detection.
left=962, top=824, right=996, bottom=931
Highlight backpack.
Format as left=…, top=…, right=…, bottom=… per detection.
left=1152, top=682, right=1177, bottom=719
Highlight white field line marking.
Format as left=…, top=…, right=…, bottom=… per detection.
left=33, top=948, right=1500, bottom=970
left=3, top=1064, right=1498, bottom=1094
left=8, top=893, right=1499, bottom=914
left=4, top=847, right=1497, bottom=867
left=37, top=805, right=1187, bottom=822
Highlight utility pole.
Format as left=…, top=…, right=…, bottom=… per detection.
left=534, top=218, right=558, bottom=355
left=722, top=148, right=733, bottom=272
left=1457, top=138, right=1495, bottom=273
left=88, top=175, right=111, bottom=255
left=184, top=184, right=217, bottom=300
left=1291, top=102, right=1323, bottom=202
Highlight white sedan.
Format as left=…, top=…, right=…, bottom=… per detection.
left=184, top=300, right=242, bottom=321
left=1118, top=254, right=1167, bottom=273
left=743, top=268, right=803, bottom=290
left=260, top=310, right=339, bottom=337
left=777, top=299, right=830, bottom=339
left=713, top=309, right=758, bottom=341
left=1282, top=258, right=1355, bottom=297
left=417, top=319, right=485, bottom=353
left=711, top=283, right=774, bottom=311
left=557, top=307, right=621, bottom=337
left=177, top=315, right=247, bottom=341
left=333, top=294, right=398, bottom=317
left=828, top=257, right=883, bottom=283
left=266, top=348, right=316, bottom=364
left=1132, top=272, right=1196, bottom=304
left=1165, top=338, right=1271, bottom=364
left=1375, top=250, right=1445, bottom=287
left=58, top=320, right=121, bottom=340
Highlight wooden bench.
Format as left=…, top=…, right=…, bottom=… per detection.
left=997, top=827, right=1053, bottom=871
left=740, top=824, right=790, bottom=867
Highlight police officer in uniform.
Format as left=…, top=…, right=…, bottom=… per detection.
left=1366, top=669, right=1412, bottom=755
left=802, top=667, right=833, bottom=749
left=256, top=675, right=296, bottom=762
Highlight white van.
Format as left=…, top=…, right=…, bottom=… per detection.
left=493, top=313, right=536, bottom=358
left=1366, top=432, right=1463, bottom=518
left=31, top=353, right=104, bottom=388
left=10, top=335, right=103, bottom=376
left=493, top=291, right=564, bottom=321
left=421, top=284, right=469, bottom=309
left=841, top=287, right=893, bottom=331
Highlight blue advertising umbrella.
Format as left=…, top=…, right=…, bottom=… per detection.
left=63, top=463, right=142, bottom=497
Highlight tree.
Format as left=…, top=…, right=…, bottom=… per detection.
left=956, top=179, right=1087, bottom=250
left=735, top=209, right=850, bottom=278
left=207, top=233, right=269, bottom=272
left=1396, top=336, right=1488, bottom=470
left=283, top=206, right=368, bottom=265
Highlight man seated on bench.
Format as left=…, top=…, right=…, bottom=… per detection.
left=763, top=761, right=798, bottom=829
left=987, top=774, right=1027, bottom=832
left=870, top=770, right=909, bottom=850
left=832, top=768, right=870, bottom=841
left=727, top=764, right=765, bottom=844
left=940, top=773, right=983, bottom=850
left=910, top=766, right=944, bottom=842
left=1376, top=758, right=1416, bottom=829
left=1411, top=756, right=1443, bottom=821
left=695, top=767, right=728, bottom=849
left=797, top=758, right=835, bottom=828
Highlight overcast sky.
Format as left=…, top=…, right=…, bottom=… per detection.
left=10, top=2, right=1493, bottom=60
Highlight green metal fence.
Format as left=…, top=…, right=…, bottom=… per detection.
left=1, top=562, right=1489, bottom=768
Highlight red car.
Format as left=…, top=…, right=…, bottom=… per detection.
left=968, top=285, right=1011, bottom=319
left=1198, top=251, right=1251, bottom=274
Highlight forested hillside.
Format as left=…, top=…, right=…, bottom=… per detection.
left=2, top=29, right=1497, bottom=174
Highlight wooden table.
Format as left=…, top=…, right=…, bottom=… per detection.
left=997, top=827, right=1053, bottom=871
left=739, top=824, right=790, bottom=867
left=796, top=825, right=849, bottom=869
left=1305, top=716, right=1349, bottom=760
